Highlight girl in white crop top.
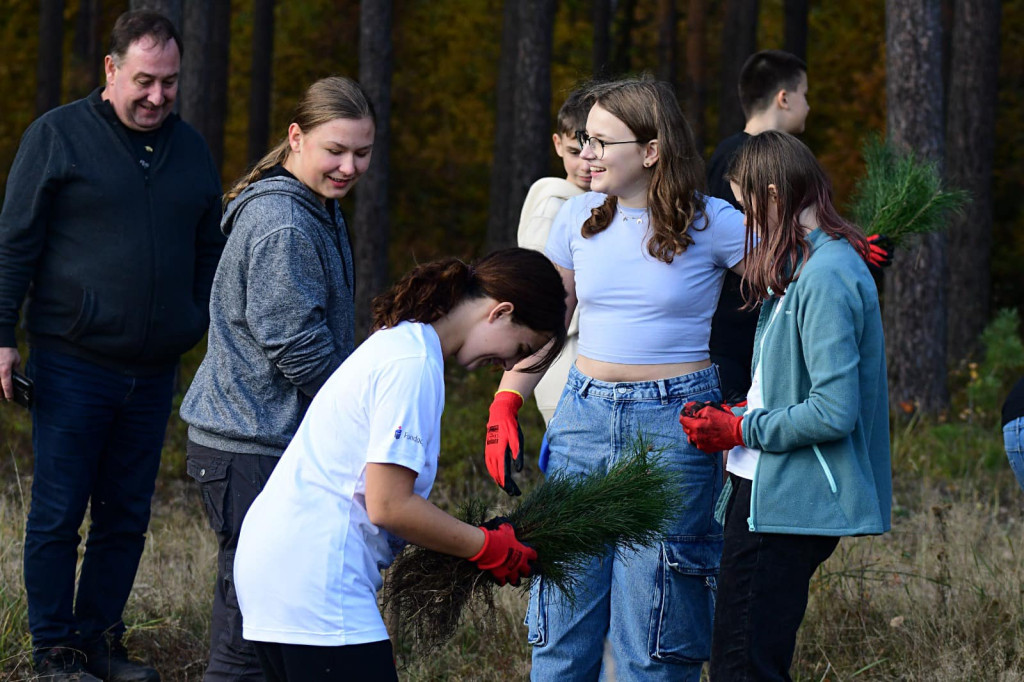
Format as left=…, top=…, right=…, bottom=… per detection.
left=484, top=78, right=747, bottom=682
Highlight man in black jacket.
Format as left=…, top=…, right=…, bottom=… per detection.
left=706, top=50, right=810, bottom=403
left=0, top=10, right=224, bottom=682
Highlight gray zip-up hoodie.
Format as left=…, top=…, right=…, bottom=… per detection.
left=181, top=174, right=355, bottom=456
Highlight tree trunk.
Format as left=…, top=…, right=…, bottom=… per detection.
left=945, top=0, right=1000, bottom=362
left=353, top=0, right=393, bottom=339
left=485, top=0, right=520, bottom=250
left=884, top=0, right=949, bottom=414
left=611, top=0, right=637, bottom=76
left=129, top=0, right=182, bottom=30
left=656, top=0, right=677, bottom=87
left=248, top=0, right=275, bottom=166
left=784, top=0, right=809, bottom=63
left=684, top=0, right=708, bottom=151
left=592, top=0, right=612, bottom=78
left=505, top=0, right=555, bottom=248
left=70, top=0, right=100, bottom=100
left=36, top=0, right=66, bottom=116
left=717, top=0, right=758, bottom=140
left=180, top=0, right=231, bottom=171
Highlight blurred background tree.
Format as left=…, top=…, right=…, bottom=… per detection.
left=0, top=0, right=1020, bottom=414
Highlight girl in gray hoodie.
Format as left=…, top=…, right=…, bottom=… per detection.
left=180, top=76, right=374, bottom=682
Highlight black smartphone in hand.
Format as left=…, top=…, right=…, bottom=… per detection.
left=12, top=370, right=33, bottom=409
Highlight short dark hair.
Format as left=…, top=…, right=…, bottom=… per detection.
left=738, top=50, right=807, bottom=118
left=555, top=87, right=594, bottom=137
left=109, top=10, right=183, bottom=64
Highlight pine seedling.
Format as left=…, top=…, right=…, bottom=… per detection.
left=849, top=135, right=968, bottom=246
left=382, top=434, right=683, bottom=656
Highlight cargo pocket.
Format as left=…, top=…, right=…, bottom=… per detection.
left=525, top=576, right=547, bottom=646
left=186, top=450, right=231, bottom=533
left=648, top=535, right=722, bottom=663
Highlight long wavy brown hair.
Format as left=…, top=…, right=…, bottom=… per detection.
left=223, top=77, right=375, bottom=208
left=581, top=78, right=707, bottom=263
left=728, top=131, right=868, bottom=305
left=371, top=248, right=568, bottom=374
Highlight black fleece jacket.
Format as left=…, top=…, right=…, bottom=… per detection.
left=0, top=88, right=224, bottom=373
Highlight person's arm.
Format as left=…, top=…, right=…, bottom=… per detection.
left=484, top=263, right=576, bottom=494
left=366, top=462, right=537, bottom=584
left=0, top=120, right=64, bottom=399
left=744, top=260, right=867, bottom=452
left=0, top=347, right=22, bottom=401
left=497, top=262, right=577, bottom=397
left=365, top=462, right=484, bottom=557
left=192, top=150, right=226, bottom=322
left=245, top=226, right=344, bottom=396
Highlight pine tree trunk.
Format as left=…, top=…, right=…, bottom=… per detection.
left=248, top=0, right=275, bottom=165
left=354, top=0, right=393, bottom=338
left=69, top=0, right=100, bottom=101
left=180, top=0, right=231, bottom=171
left=656, top=0, right=677, bottom=87
left=592, top=0, right=612, bottom=77
left=884, top=0, right=949, bottom=414
left=130, top=0, right=182, bottom=30
left=612, top=0, right=637, bottom=75
left=36, top=0, right=66, bottom=117
left=784, top=0, right=808, bottom=62
left=485, top=1, right=520, bottom=251
left=504, top=0, right=555, bottom=249
left=945, top=0, right=1000, bottom=362
left=717, top=0, right=758, bottom=140
left=684, top=0, right=708, bottom=151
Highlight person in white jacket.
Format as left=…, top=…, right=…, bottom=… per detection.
left=517, top=88, right=593, bottom=437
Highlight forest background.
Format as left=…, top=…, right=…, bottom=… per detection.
left=1, top=0, right=1024, bottom=680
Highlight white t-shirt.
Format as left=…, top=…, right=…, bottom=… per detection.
left=234, top=321, right=444, bottom=646
left=545, top=192, right=746, bottom=364
left=727, top=296, right=785, bottom=479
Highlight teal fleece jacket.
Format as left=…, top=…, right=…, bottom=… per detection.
left=740, top=229, right=892, bottom=536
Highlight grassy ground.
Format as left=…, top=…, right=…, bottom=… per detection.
left=2, top=348, right=1023, bottom=680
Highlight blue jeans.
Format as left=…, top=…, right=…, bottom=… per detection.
left=527, top=364, right=724, bottom=682
left=24, top=348, right=175, bottom=659
left=1006, top=418, right=1024, bottom=492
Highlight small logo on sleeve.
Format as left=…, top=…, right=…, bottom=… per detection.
left=393, top=425, right=424, bottom=445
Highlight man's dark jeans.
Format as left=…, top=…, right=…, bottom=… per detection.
left=24, top=347, right=174, bottom=662
left=186, top=440, right=278, bottom=682
left=709, top=474, right=840, bottom=682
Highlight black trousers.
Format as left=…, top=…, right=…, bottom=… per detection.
left=186, top=440, right=280, bottom=682
left=709, top=475, right=840, bottom=682
left=252, top=640, right=397, bottom=682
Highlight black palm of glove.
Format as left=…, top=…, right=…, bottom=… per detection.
left=864, top=234, right=895, bottom=275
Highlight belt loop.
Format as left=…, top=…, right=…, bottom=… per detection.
left=577, top=376, right=593, bottom=397
left=657, top=379, right=669, bottom=405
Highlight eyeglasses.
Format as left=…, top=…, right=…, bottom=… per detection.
left=575, top=130, right=646, bottom=160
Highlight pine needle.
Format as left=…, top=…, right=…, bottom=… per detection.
left=848, top=135, right=968, bottom=246
left=381, top=434, right=683, bottom=657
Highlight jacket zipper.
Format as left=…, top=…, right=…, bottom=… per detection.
left=813, top=444, right=838, bottom=493
left=746, top=295, right=783, bottom=533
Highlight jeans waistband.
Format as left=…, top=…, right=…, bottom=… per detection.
left=565, top=363, right=720, bottom=400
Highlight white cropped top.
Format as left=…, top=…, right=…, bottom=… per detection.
left=545, top=192, right=746, bottom=364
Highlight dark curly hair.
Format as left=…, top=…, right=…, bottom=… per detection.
left=371, top=248, right=567, bottom=373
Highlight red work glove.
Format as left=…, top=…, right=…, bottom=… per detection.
left=469, top=518, right=537, bottom=586
left=862, top=234, right=894, bottom=274
left=485, top=390, right=525, bottom=496
left=679, top=401, right=745, bottom=454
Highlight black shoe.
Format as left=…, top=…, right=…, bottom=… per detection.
left=82, top=640, right=160, bottom=682
left=34, top=647, right=102, bottom=682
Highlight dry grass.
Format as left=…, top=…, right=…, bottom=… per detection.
left=2, top=363, right=1023, bottom=680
